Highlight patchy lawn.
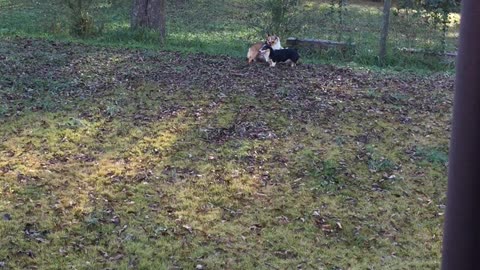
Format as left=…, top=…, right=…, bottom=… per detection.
left=0, top=38, right=453, bottom=269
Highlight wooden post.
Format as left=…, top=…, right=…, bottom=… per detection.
left=442, top=0, right=480, bottom=268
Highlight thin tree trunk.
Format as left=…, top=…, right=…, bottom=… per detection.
left=131, top=0, right=166, bottom=41
left=337, top=0, right=348, bottom=41
left=441, top=12, right=449, bottom=53
left=379, top=0, right=391, bottom=65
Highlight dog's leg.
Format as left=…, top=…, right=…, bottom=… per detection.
left=270, top=61, right=276, bottom=67
left=263, top=53, right=270, bottom=63
left=247, top=48, right=258, bottom=64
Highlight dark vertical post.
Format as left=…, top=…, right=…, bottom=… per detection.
left=442, top=0, right=480, bottom=269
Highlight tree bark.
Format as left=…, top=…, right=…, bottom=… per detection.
left=131, top=0, right=166, bottom=40
left=378, top=0, right=391, bottom=65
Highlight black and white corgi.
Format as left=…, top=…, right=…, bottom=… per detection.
left=259, top=44, right=300, bottom=67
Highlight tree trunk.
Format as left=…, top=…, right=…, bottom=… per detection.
left=378, top=0, right=391, bottom=65
left=131, top=0, right=166, bottom=41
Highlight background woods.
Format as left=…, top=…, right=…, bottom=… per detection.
left=0, top=0, right=459, bottom=70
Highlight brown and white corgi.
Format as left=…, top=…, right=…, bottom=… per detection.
left=247, top=34, right=283, bottom=64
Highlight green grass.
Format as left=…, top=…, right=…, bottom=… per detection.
left=414, top=146, right=449, bottom=166
left=0, top=38, right=452, bottom=269
left=0, top=0, right=459, bottom=72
